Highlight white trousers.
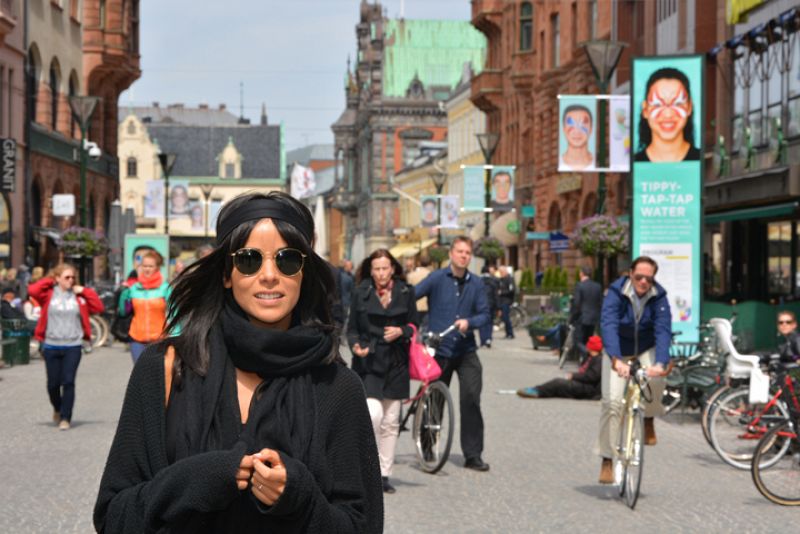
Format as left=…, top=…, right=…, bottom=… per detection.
left=367, top=398, right=402, bottom=477
left=595, top=348, right=665, bottom=459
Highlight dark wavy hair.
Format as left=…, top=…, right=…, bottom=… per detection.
left=637, top=67, right=696, bottom=152
left=356, top=249, right=405, bottom=285
left=165, top=191, right=339, bottom=379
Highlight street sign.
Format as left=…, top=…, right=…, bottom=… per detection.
left=521, top=205, right=536, bottom=218
left=1, top=138, right=16, bottom=193
left=526, top=231, right=550, bottom=240
left=549, top=231, right=570, bottom=252
left=53, top=194, right=76, bottom=217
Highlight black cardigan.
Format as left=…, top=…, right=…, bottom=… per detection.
left=93, top=347, right=383, bottom=533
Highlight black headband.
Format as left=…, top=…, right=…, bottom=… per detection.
left=216, top=198, right=314, bottom=245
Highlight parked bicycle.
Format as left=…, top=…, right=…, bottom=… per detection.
left=750, top=369, right=800, bottom=506
left=493, top=302, right=529, bottom=331
left=398, top=324, right=456, bottom=474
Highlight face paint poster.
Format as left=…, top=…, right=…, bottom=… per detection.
left=558, top=96, right=597, bottom=173
left=631, top=55, right=704, bottom=344
left=609, top=95, right=631, bottom=171
left=420, top=195, right=438, bottom=228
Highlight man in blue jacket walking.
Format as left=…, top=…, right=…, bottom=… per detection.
left=415, top=236, right=491, bottom=471
left=596, top=256, right=672, bottom=484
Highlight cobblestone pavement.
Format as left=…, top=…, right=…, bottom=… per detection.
left=1, top=335, right=798, bottom=533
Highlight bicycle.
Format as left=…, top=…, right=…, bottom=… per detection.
left=493, top=302, right=529, bottom=331
left=751, top=410, right=800, bottom=505
left=398, top=324, right=456, bottom=474
left=558, top=323, right=582, bottom=369
left=707, top=360, right=800, bottom=470
left=614, top=359, right=654, bottom=509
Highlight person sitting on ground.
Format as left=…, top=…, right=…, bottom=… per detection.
left=517, top=335, right=603, bottom=399
left=1, top=289, right=26, bottom=320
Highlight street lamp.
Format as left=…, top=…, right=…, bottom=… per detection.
left=199, top=183, right=214, bottom=239
left=430, top=154, right=448, bottom=246
left=68, top=95, right=100, bottom=283
left=476, top=132, right=500, bottom=237
left=68, top=95, right=100, bottom=228
left=580, top=39, right=627, bottom=215
left=158, top=153, right=177, bottom=235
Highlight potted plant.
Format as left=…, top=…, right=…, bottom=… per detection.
left=527, top=311, right=567, bottom=350
left=473, top=236, right=505, bottom=264
left=57, top=226, right=109, bottom=259
left=427, top=245, right=449, bottom=267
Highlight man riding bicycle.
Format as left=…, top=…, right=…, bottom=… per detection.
left=596, top=256, right=672, bottom=484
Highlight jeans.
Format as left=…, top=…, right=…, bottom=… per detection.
left=130, top=341, right=148, bottom=364
left=499, top=303, right=514, bottom=337
left=367, top=398, right=402, bottom=476
left=43, top=346, right=83, bottom=422
left=478, top=307, right=495, bottom=346
left=435, top=351, right=485, bottom=460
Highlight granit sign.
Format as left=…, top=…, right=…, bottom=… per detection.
left=1, top=138, right=15, bottom=193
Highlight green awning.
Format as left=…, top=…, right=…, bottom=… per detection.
left=705, top=202, right=798, bottom=224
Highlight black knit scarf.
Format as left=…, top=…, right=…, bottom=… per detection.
left=171, top=294, right=333, bottom=467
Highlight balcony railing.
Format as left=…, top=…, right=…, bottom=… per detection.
left=471, top=0, right=503, bottom=34
left=470, top=69, right=503, bottom=113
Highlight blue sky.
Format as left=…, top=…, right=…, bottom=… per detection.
left=120, top=1, right=471, bottom=150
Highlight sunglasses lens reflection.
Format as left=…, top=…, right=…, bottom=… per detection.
left=233, top=248, right=305, bottom=277
left=233, top=249, right=263, bottom=276
left=276, top=249, right=304, bottom=276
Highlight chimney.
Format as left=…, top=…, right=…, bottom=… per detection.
left=152, top=102, right=160, bottom=108
left=199, top=103, right=209, bottom=110
left=260, top=102, right=268, bottom=125
left=219, top=104, right=227, bottom=111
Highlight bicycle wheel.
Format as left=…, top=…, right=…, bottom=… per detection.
left=558, top=328, right=574, bottom=369
left=413, top=381, right=454, bottom=474
left=89, top=315, right=109, bottom=349
left=701, top=384, right=737, bottom=446
left=510, top=307, right=527, bottom=329
left=662, top=385, right=682, bottom=415
left=623, top=408, right=645, bottom=509
left=708, top=388, right=791, bottom=470
left=751, top=420, right=800, bottom=506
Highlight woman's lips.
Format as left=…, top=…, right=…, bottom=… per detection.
left=657, top=120, right=677, bottom=132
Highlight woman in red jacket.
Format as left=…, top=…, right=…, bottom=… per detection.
left=28, top=263, right=104, bottom=430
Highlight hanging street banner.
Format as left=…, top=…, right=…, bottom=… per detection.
left=462, top=165, right=516, bottom=211
left=144, top=180, right=165, bottom=218
left=440, top=195, right=460, bottom=228
left=558, top=96, right=597, bottom=172
left=609, top=95, right=631, bottom=171
left=631, top=55, right=704, bottom=344
left=168, top=180, right=191, bottom=219
left=420, top=195, right=437, bottom=228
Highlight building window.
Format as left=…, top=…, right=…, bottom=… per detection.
left=225, top=162, right=235, bottom=178
left=68, top=76, right=76, bottom=138
left=551, top=14, right=560, bottom=68
left=49, top=64, right=59, bottom=131
left=571, top=2, right=577, bottom=50
left=127, top=157, right=137, bottom=177
left=99, top=0, right=106, bottom=28
left=768, top=221, right=792, bottom=296
left=0, top=67, right=4, bottom=138
left=589, top=0, right=597, bottom=39
left=749, top=52, right=764, bottom=147
left=27, top=50, right=39, bottom=125
left=520, top=2, right=533, bottom=51
left=127, top=120, right=136, bottom=135
left=70, top=0, right=80, bottom=20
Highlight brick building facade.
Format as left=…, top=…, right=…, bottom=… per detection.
left=27, top=0, right=140, bottom=274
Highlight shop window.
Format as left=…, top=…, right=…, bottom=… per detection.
left=789, top=37, right=800, bottom=137
left=551, top=14, right=560, bottom=68
left=705, top=224, right=724, bottom=297
left=767, top=221, right=792, bottom=295
left=520, top=3, right=533, bottom=51
left=749, top=53, right=764, bottom=146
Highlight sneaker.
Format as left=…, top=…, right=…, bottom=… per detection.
left=464, top=457, right=490, bottom=472
left=599, top=458, right=614, bottom=484
left=484, top=340, right=492, bottom=349
left=516, top=387, right=540, bottom=398
left=505, top=334, right=515, bottom=339
left=58, top=420, right=70, bottom=431
left=52, top=411, right=60, bottom=424
left=645, top=417, right=657, bottom=445
left=381, top=476, right=396, bottom=494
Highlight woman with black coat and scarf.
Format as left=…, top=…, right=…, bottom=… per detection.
left=93, top=191, right=382, bottom=533
left=348, top=249, right=419, bottom=495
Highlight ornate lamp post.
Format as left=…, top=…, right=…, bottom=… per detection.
left=580, top=39, right=627, bottom=215
left=158, top=153, right=177, bottom=235
left=68, top=95, right=100, bottom=228
left=476, top=132, right=500, bottom=237
left=430, top=155, right=448, bottom=246
left=200, top=183, right=214, bottom=239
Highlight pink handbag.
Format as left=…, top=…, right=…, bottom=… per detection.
left=408, top=323, right=442, bottom=383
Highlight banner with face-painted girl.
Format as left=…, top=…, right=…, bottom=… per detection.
left=631, top=55, right=704, bottom=344
left=558, top=96, right=597, bottom=172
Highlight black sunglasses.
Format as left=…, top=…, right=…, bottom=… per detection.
left=778, top=320, right=795, bottom=325
left=230, top=247, right=307, bottom=277
left=633, top=274, right=654, bottom=283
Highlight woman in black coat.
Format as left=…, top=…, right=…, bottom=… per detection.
left=94, top=192, right=382, bottom=533
left=348, top=249, right=419, bottom=494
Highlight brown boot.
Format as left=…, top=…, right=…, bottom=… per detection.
left=598, top=458, right=614, bottom=484
left=644, top=417, right=657, bottom=445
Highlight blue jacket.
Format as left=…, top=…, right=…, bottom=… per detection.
left=414, top=267, right=490, bottom=358
left=600, top=276, right=672, bottom=366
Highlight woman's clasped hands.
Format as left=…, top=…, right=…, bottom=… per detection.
left=236, top=449, right=287, bottom=506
